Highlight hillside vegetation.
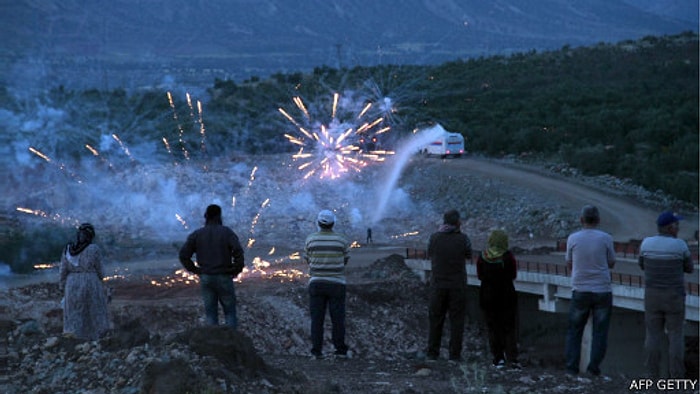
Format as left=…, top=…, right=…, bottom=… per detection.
left=2, top=32, right=697, bottom=204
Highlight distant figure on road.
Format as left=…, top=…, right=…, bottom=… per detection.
left=426, top=209, right=472, bottom=362
left=639, top=211, right=694, bottom=378
left=477, top=229, right=519, bottom=369
left=179, top=204, right=245, bottom=328
left=304, top=210, right=351, bottom=359
left=366, top=227, right=373, bottom=245
left=59, top=223, right=111, bottom=340
left=564, top=205, right=616, bottom=377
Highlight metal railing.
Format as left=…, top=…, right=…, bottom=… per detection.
left=406, top=247, right=699, bottom=296
left=557, top=238, right=700, bottom=261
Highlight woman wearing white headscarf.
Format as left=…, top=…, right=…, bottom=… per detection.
left=59, top=223, right=111, bottom=340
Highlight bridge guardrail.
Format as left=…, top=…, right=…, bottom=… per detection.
left=406, top=247, right=699, bottom=296
left=556, top=238, right=699, bottom=261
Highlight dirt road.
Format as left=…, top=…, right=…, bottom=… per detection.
left=450, top=157, right=698, bottom=242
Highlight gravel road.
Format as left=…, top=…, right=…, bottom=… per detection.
left=425, top=156, right=697, bottom=243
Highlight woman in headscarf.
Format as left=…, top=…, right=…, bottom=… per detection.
left=476, top=229, right=519, bottom=369
left=59, top=223, right=111, bottom=340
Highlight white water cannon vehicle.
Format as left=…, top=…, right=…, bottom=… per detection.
left=419, top=124, right=465, bottom=158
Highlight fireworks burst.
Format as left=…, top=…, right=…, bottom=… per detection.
left=111, top=134, right=134, bottom=162
left=16, top=207, right=79, bottom=226
left=166, top=91, right=189, bottom=161
left=28, top=146, right=83, bottom=183
left=279, top=92, right=395, bottom=180
left=165, top=91, right=209, bottom=161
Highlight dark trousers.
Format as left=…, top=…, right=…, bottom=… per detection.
left=309, top=281, right=348, bottom=355
left=644, top=288, right=686, bottom=378
left=427, top=287, right=467, bottom=359
left=482, top=297, right=518, bottom=363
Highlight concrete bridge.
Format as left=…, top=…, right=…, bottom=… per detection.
left=404, top=245, right=699, bottom=373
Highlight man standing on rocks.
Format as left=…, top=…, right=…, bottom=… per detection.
left=304, top=209, right=351, bottom=359
left=426, top=209, right=472, bottom=362
left=639, top=211, right=693, bottom=378
left=179, top=204, right=246, bottom=328
left=564, top=205, right=616, bottom=376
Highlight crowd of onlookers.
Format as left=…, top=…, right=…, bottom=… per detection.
left=59, top=203, right=694, bottom=382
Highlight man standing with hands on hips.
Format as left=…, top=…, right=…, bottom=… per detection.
left=179, top=204, right=246, bottom=328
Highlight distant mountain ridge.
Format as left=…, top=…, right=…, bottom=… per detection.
left=1, top=0, right=697, bottom=90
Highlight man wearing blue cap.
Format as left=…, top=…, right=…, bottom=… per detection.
left=639, top=211, right=694, bottom=378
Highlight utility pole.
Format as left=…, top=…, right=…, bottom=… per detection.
left=335, top=43, right=343, bottom=69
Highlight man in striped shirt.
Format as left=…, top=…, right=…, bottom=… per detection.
left=639, top=211, right=694, bottom=378
left=304, top=210, right=351, bottom=359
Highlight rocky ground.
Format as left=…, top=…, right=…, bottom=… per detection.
left=1, top=254, right=646, bottom=394
left=1, top=156, right=697, bottom=393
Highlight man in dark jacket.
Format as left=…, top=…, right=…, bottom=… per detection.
left=426, top=209, right=472, bottom=362
left=179, top=204, right=245, bottom=328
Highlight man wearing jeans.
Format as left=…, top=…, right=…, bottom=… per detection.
left=639, top=211, right=693, bottom=378
left=304, top=210, right=350, bottom=359
left=179, top=204, right=246, bottom=328
left=564, top=205, right=616, bottom=376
